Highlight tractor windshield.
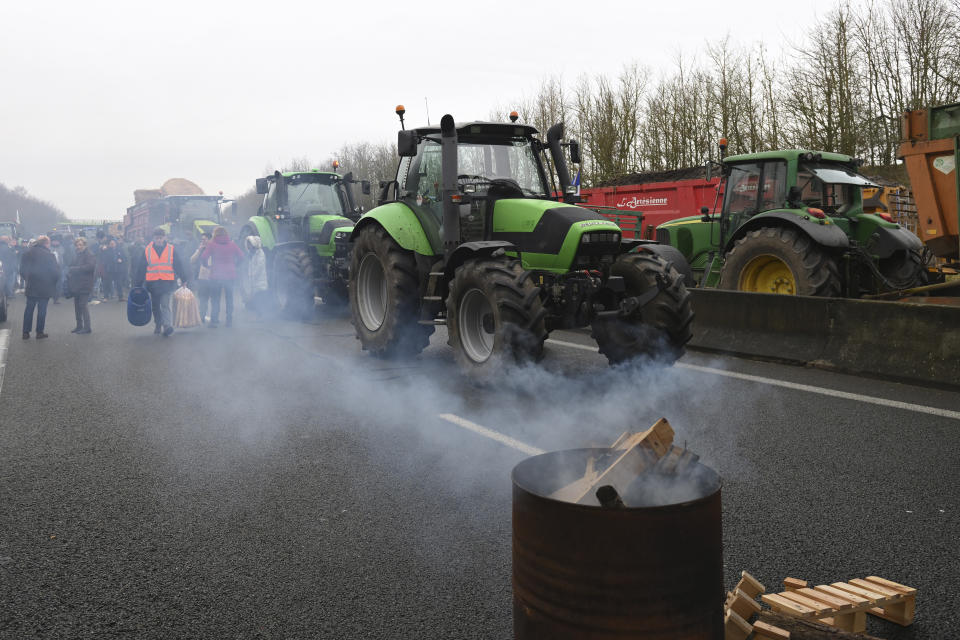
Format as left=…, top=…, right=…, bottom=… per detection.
left=281, top=175, right=346, bottom=217
left=174, top=199, right=221, bottom=225
left=796, top=162, right=874, bottom=215
left=455, top=138, right=549, bottom=197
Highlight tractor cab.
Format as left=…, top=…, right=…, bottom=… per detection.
left=257, top=169, right=370, bottom=243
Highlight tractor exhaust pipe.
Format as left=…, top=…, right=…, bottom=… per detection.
left=546, top=123, right=575, bottom=204
left=440, top=114, right=460, bottom=258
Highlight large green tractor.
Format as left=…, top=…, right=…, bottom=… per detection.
left=656, top=147, right=927, bottom=296
left=240, top=167, right=369, bottom=318
left=342, top=109, right=693, bottom=375
left=156, top=195, right=224, bottom=256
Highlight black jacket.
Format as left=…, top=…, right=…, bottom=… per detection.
left=68, top=249, right=97, bottom=295
left=134, top=241, right=189, bottom=286
left=21, top=245, right=61, bottom=298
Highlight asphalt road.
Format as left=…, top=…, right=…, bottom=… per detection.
left=0, top=294, right=957, bottom=639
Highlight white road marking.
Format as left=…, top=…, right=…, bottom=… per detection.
left=0, top=329, right=9, bottom=398
left=546, top=337, right=960, bottom=421
left=437, top=413, right=545, bottom=456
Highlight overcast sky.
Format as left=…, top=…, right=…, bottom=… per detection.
left=1, top=0, right=827, bottom=221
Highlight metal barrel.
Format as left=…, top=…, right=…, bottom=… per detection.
left=512, top=448, right=723, bottom=640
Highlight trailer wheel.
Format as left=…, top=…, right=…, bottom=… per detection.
left=446, top=256, right=546, bottom=376
left=591, top=253, right=693, bottom=365
left=720, top=227, right=841, bottom=296
left=349, top=225, right=433, bottom=357
left=274, top=246, right=316, bottom=321
left=878, top=248, right=928, bottom=290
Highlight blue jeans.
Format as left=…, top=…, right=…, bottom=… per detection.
left=23, top=296, right=50, bottom=333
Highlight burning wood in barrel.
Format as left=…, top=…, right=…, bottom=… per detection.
left=512, top=418, right=724, bottom=639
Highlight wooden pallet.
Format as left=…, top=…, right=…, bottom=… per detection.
left=761, top=576, right=916, bottom=633
left=725, top=571, right=791, bottom=639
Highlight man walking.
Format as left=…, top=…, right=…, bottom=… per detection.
left=20, top=235, right=61, bottom=339
left=134, top=228, right=189, bottom=337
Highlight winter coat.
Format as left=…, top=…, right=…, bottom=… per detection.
left=190, top=246, right=211, bottom=281
left=68, top=248, right=97, bottom=295
left=242, top=236, right=268, bottom=297
left=133, top=240, right=190, bottom=286
left=200, top=235, right=244, bottom=281
left=21, top=245, right=61, bottom=298
left=103, top=246, right=126, bottom=274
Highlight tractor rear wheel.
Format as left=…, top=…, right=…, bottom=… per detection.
left=349, top=225, right=433, bottom=357
left=720, top=227, right=841, bottom=296
left=446, top=256, right=546, bottom=376
left=591, top=252, right=693, bottom=365
left=274, top=246, right=316, bottom=320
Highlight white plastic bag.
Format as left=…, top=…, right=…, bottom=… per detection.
left=172, top=285, right=201, bottom=328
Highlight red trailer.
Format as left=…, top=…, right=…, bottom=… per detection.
left=580, top=168, right=722, bottom=239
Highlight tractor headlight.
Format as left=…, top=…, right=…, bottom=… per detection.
left=580, top=231, right=621, bottom=244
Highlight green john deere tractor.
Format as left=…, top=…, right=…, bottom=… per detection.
left=342, top=108, right=693, bottom=375
left=240, top=167, right=370, bottom=318
left=656, top=147, right=927, bottom=296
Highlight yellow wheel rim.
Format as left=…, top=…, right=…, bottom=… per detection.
left=739, top=255, right=797, bottom=294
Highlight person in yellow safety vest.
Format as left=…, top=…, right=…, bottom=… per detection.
left=134, top=227, right=190, bottom=337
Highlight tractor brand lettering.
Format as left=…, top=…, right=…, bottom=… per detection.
left=578, top=221, right=609, bottom=228
left=617, top=196, right=668, bottom=209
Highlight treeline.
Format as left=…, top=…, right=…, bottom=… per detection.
left=0, top=182, right=68, bottom=236
left=234, top=0, right=960, bottom=215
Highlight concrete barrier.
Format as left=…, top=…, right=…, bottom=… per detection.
left=688, top=289, right=960, bottom=387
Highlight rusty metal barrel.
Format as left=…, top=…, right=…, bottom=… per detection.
left=512, top=448, right=723, bottom=639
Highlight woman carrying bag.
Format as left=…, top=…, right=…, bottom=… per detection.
left=68, top=237, right=96, bottom=334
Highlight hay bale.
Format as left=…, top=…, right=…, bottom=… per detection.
left=160, top=178, right=204, bottom=196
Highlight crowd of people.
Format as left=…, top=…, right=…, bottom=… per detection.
left=3, top=226, right=269, bottom=338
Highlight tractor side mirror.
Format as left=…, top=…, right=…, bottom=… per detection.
left=361, top=180, right=371, bottom=195
left=398, top=130, right=418, bottom=157
left=700, top=206, right=710, bottom=222
left=569, top=140, right=582, bottom=164
left=787, top=186, right=802, bottom=207
left=255, top=178, right=269, bottom=195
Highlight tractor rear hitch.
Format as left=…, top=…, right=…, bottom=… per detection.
left=596, top=272, right=668, bottom=319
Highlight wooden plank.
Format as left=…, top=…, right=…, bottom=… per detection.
left=724, top=610, right=753, bottom=640
left=869, top=597, right=916, bottom=626
left=762, top=593, right=816, bottom=618
left=864, top=576, right=917, bottom=596
left=778, top=591, right=833, bottom=615
left=849, top=578, right=901, bottom=598
left=548, top=419, right=673, bottom=504
left=795, top=587, right=853, bottom=611
left=813, top=585, right=869, bottom=606
left=738, top=570, right=766, bottom=598
left=783, top=577, right=807, bottom=591
left=727, top=588, right=762, bottom=620
left=752, top=620, right=791, bottom=639
left=830, top=582, right=886, bottom=603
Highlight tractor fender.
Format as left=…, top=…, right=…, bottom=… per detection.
left=444, top=241, right=518, bottom=277
left=862, top=221, right=923, bottom=258
left=246, top=216, right=277, bottom=250
left=724, top=210, right=850, bottom=254
left=352, top=202, right=435, bottom=256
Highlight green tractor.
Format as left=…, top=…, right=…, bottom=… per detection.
left=240, top=167, right=370, bottom=318
left=342, top=108, right=693, bottom=375
left=156, top=195, right=225, bottom=256
left=656, top=146, right=927, bottom=296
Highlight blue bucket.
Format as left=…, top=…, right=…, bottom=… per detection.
left=127, top=286, right=153, bottom=326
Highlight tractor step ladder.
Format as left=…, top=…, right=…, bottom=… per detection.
left=761, top=576, right=916, bottom=633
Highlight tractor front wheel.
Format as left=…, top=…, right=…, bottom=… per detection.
left=720, top=227, right=841, bottom=296
left=591, top=252, right=693, bottom=365
left=273, top=246, right=316, bottom=321
left=446, top=257, right=546, bottom=377
left=349, top=225, right=433, bottom=357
